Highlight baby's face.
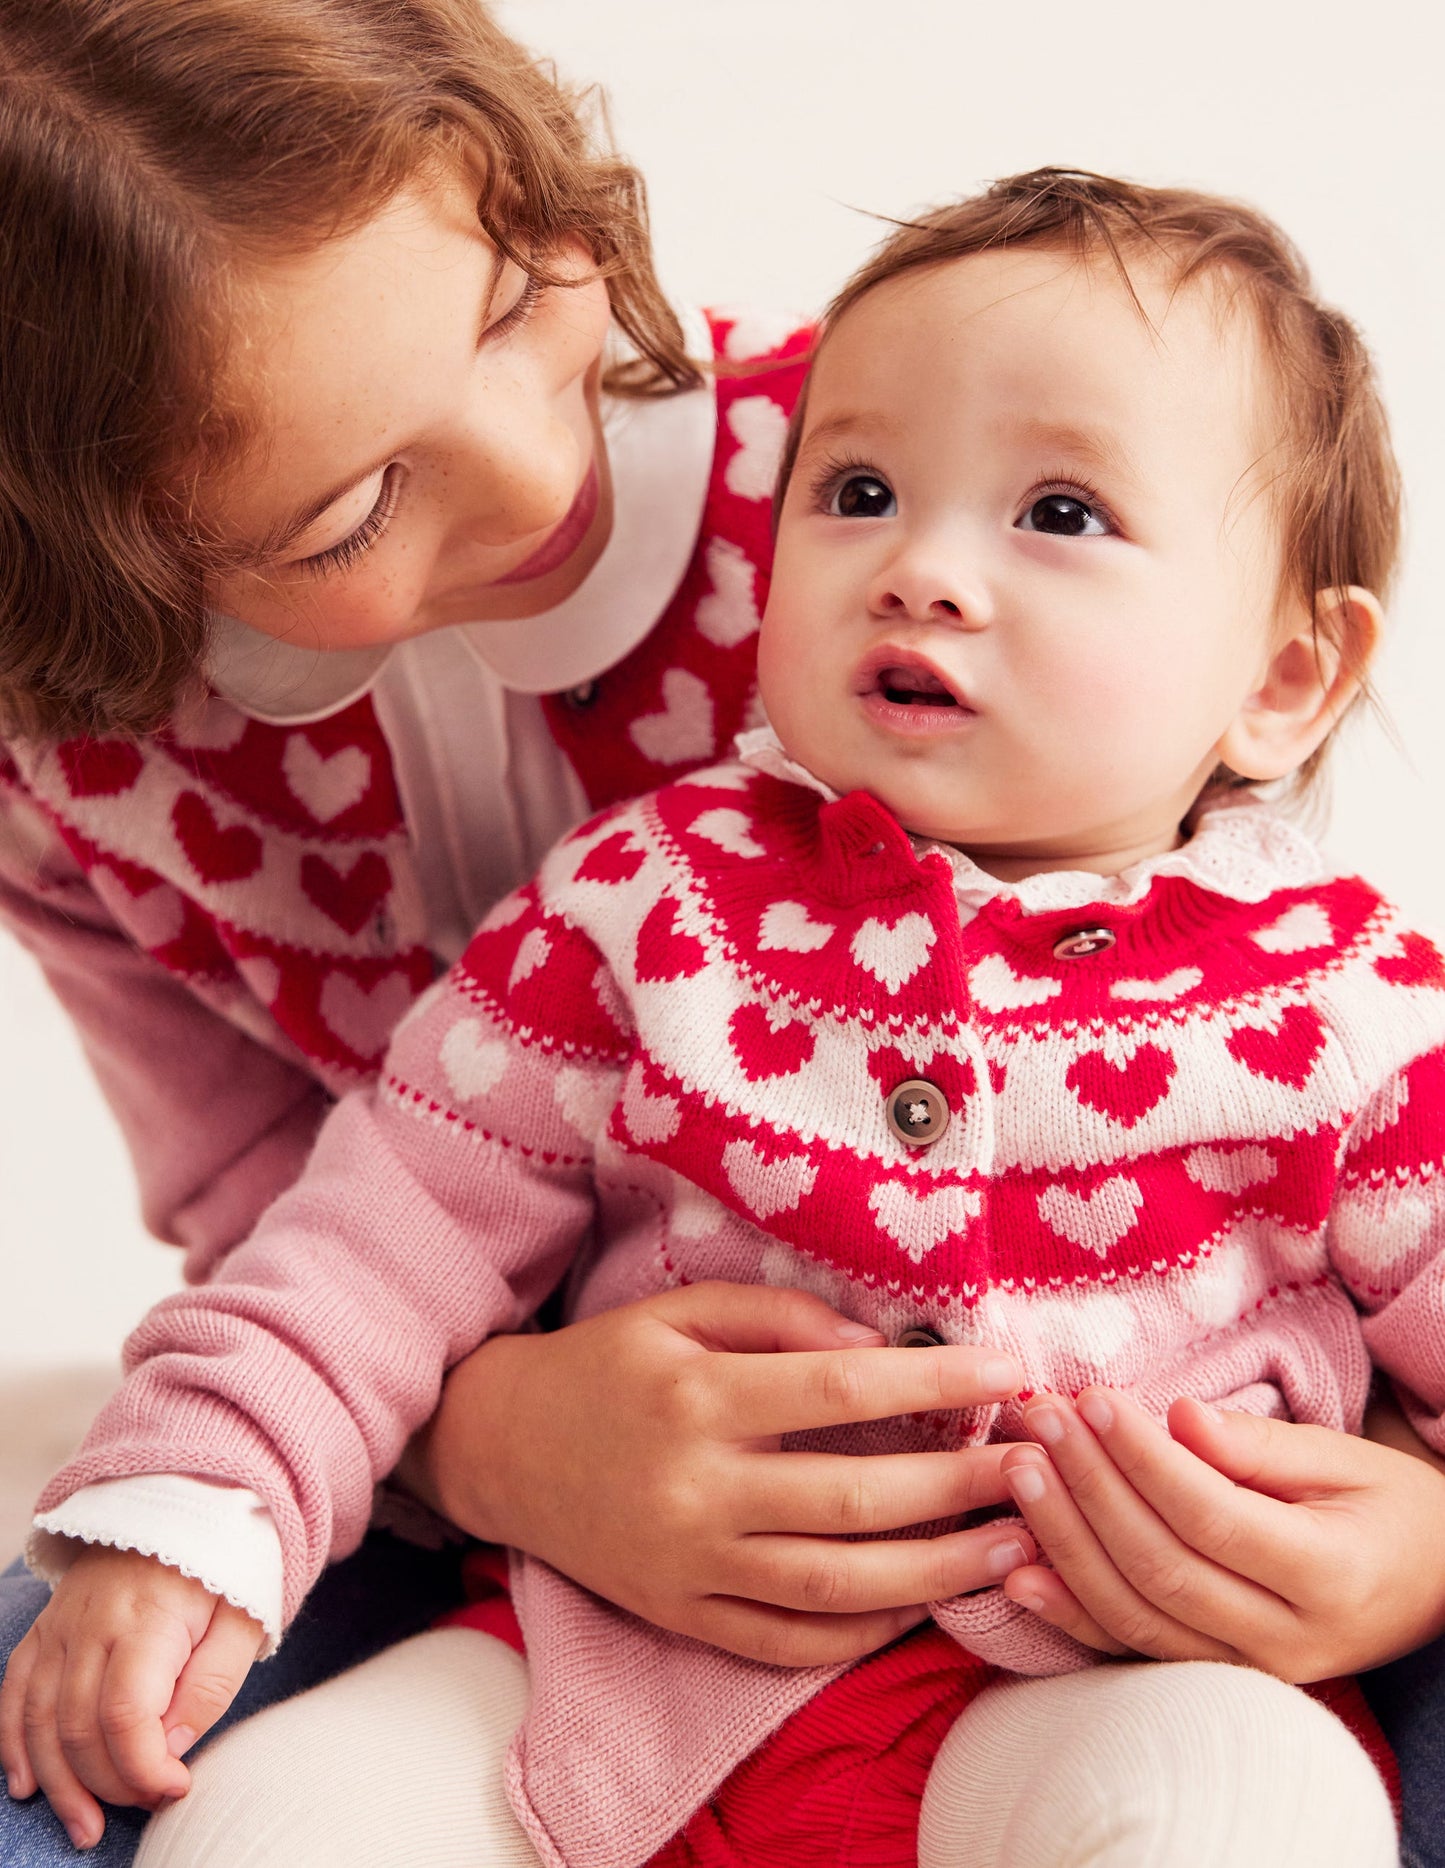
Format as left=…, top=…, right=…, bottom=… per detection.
left=759, top=245, right=1296, bottom=878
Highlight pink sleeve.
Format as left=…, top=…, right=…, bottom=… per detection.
left=0, top=785, right=328, bottom=1281
left=36, top=897, right=630, bottom=1624
left=1330, top=1047, right=1445, bottom=1453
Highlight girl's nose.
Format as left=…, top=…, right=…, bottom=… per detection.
left=454, top=405, right=583, bottom=551
left=867, top=548, right=988, bottom=628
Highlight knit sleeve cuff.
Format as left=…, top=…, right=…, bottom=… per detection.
left=29, top=1474, right=284, bottom=1653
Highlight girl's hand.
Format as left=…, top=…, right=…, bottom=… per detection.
left=0, top=1546, right=263, bottom=1850
left=413, top=1282, right=1033, bottom=1668
left=997, top=1387, right=1445, bottom=1681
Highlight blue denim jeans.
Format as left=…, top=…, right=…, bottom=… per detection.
left=1362, top=1636, right=1445, bottom=1868
left=0, top=1532, right=465, bottom=1864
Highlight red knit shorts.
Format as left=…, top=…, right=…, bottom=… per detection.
left=443, top=1548, right=1398, bottom=1868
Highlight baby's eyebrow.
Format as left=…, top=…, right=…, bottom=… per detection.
left=1015, top=417, right=1140, bottom=484
left=799, top=410, right=905, bottom=455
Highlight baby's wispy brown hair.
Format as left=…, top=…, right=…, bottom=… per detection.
left=774, top=167, right=1401, bottom=794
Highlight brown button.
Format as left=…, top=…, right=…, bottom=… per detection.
left=1053, top=926, right=1116, bottom=960
left=885, top=1078, right=950, bottom=1148
left=564, top=679, right=600, bottom=711
left=898, top=1325, right=947, bottom=1348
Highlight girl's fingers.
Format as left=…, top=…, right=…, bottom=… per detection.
left=689, top=1597, right=931, bottom=1669
left=95, top=1632, right=192, bottom=1803
left=729, top=1520, right=1034, bottom=1617
left=648, top=1281, right=887, bottom=1355
left=12, top=1660, right=108, bottom=1852
left=0, top=1634, right=39, bottom=1799
left=1057, top=1390, right=1322, bottom=1595
left=1166, top=1394, right=1363, bottom=1500
left=998, top=1443, right=1240, bottom=1662
left=1001, top=1564, right=1134, bottom=1657
left=746, top=1444, right=1014, bottom=1535
left=162, top=1603, right=264, bottom=1759
left=718, top=1344, right=1021, bottom=1441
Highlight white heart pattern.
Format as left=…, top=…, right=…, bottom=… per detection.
left=850, top=914, right=936, bottom=991
left=243, top=957, right=282, bottom=1008
left=553, top=1064, right=616, bottom=1139
left=759, top=900, right=835, bottom=954
left=1030, top=1288, right=1138, bottom=1367
left=319, top=970, right=418, bottom=1062
left=507, top=927, right=552, bottom=991
left=723, top=396, right=789, bottom=502
left=125, top=881, right=186, bottom=952
left=168, top=695, right=249, bottom=752
left=690, top=808, right=766, bottom=859
left=722, top=1139, right=818, bottom=1220
left=1252, top=902, right=1333, bottom=954
left=717, top=307, right=809, bottom=361
left=1111, top=968, right=1204, bottom=1003
left=1183, top=1145, right=1277, bottom=1194
left=440, top=1019, right=511, bottom=1104
left=1036, top=1176, right=1144, bottom=1256
left=621, top=1065, right=682, bottom=1144
left=695, top=538, right=761, bottom=649
left=868, top=1181, right=981, bottom=1264
left=282, top=737, right=371, bottom=825
left=970, top=954, right=1062, bottom=1013
left=630, top=669, right=715, bottom=766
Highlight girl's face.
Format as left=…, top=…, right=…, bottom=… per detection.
left=760, top=246, right=1313, bottom=879
left=202, top=164, right=612, bottom=649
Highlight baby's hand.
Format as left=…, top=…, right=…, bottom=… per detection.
left=0, top=1545, right=264, bottom=1850
left=997, top=1388, right=1445, bottom=1681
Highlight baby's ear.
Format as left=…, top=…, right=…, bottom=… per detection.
left=1218, top=585, right=1382, bottom=783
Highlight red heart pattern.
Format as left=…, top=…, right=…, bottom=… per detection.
left=301, top=851, right=393, bottom=936
left=576, top=833, right=646, bottom=886
left=1066, top=1044, right=1177, bottom=1128
left=635, top=896, right=707, bottom=983
left=1226, top=1002, right=1326, bottom=1088
left=58, top=739, right=143, bottom=798
left=728, top=1001, right=816, bottom=1079
left=1376, top=931, right=1445, bottom=991
left=171, top=791, right=264, bottom=885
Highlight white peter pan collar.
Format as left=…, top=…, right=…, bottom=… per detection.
left=208, top=306, right=718, bottom=726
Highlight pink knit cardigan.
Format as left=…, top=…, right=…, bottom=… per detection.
left=40, top=741, right=1445, bottom=1868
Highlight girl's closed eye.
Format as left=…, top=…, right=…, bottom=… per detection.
left=296, top=463, right=405, bottom=579
left=1016, top=479, right=1116, bottom=539
left=486, top=270, right=544, bottom=344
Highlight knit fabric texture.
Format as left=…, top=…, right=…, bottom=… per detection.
left=37, top=740, right=1445, bottom=1868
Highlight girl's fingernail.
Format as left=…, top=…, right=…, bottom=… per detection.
left=835, top=1321, right=884, bottom=1341
left=1012, top=1587, right=1046, bottom=1614
left=1007, top=1462, right=1047, bottom=1505
left=987, top=1538, right=1029, bottom=1577
left=1029, top=1404, right=1065, bottom=1444
left=1078, top=1391, right=1114, bottom=1434
left=166, top=1724, right=197, bottom=1758
left=981, top=1357, right=1021, bottom=1396
left=1194, top=1398, right=1223, bottom=1422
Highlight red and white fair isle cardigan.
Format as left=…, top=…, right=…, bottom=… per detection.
left=37, top=733, right=1445, bottom=1868
left=0, top=315, right=810, bottom=1280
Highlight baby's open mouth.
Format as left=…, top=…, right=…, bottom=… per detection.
left=876, top=665, right=960, bottom=707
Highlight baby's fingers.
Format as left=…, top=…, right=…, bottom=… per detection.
left=1001, top=1563, right=1133, bottom=1657
left=0, top=1631, right=39, bottom=1800
left=163, top=1602, right=264, bottom=1760
left=11, top=1651, right=109, bottom=1851
left=95, top=1633, right=192, bottom=1805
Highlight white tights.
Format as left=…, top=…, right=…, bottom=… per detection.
left=134, top=1631, right=1397, bottom=1868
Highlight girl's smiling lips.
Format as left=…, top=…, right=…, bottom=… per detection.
left=853, top=644, right=978, bottom=734
left=492, top=460, right=600, bottom=586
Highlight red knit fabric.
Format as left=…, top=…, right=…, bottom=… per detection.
left=445, top=1552, right=1398, bottom=1863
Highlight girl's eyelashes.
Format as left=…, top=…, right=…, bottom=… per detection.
left=811, top=457, right=898, bottom=519
left=1016, top=477, right=1117, bottom=539
left=486, top=271, right=544, bottom=343
left=296, top=463, right=404, bottom=578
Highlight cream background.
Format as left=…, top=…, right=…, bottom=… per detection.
left=1, top=0, right=1439, bottom=1429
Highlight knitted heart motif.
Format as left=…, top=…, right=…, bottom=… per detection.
left=574, top=832, right=645, bottom=886
left=1183, top=1144, right=1277, bottom=1194
left=1226, top=1003, right=1326, bottom=1088
left=969, top=953, right=1062, bottom=1013
left=172, top=791, right=264, bottom=885
left=507, top=926, right=553, bottom=991
left=722, top=1137, right=818, bottom=1220
left=58, top=738, right=144, bottom=798
left=319, top=968, right=418, bottom=1064
left=868, top=1180, right=981, bottom=1263
left=723, top=395, right=789, bottom=503
left=695, top=537, right=761, bottom=649
left=439, top=1019, right=510, bottom=1104
left=1375, top=930, right=1445, bottom=991
left=849, top=913, right=936, bottom=992
left=635, top=896, right=707, bottom=983
left=689, top=806, right=766, bottom=860
left=1066, top=1044, right=1176, bottom=1128
left=282, top=736, right=371, bottom=825
left=124, top=881, right=187, bottom=953
left=728, top=1001, right=816, bottom=1080
left=1252, top=902, right=1334, bottom=954
left=621, top=1065, right=681, bottom=1144
left=630, top=669, right=715, bottom=766
left=758, top=900, right=835, bottom=954
left=1110, top=968, right=1203, bottom=1003
left=865, top=1045, right=976, bottom=1109
left=1037, top=1176, right=1144, bottom=1255
left=300, top=851, right=392, bottom=936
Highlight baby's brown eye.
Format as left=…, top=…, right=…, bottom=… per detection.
left=831, top=473, right=896, bottom=519
left=1018, top=494, right=1107, bottom=537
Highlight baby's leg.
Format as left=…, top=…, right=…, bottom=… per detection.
left=919, top=1661, right=1397, bottom=1868
left=134, top=1628, right=538, bottom=1868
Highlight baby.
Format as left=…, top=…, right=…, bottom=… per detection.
left=5, top=169, right=1435, bottom=1867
